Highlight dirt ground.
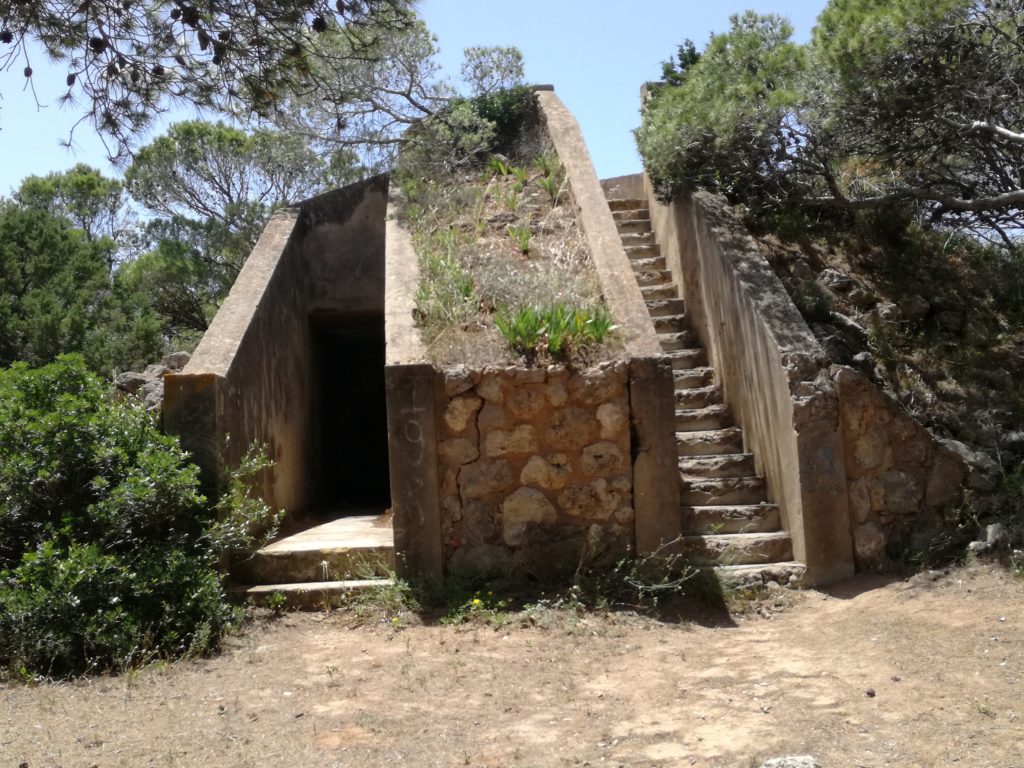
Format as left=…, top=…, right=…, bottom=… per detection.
left=2, top=563, right=1022, bottom=768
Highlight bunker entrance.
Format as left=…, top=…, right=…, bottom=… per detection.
left=310, top=313, right=390, bottom=517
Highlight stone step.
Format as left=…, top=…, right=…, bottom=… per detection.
left=674, top=366, right=715, bottom=388
left=714, top=562, right=806, bottom=589
left=672, top=531, right=794, bottom=566
left=676, top=404, right=732, bottom=431
left=615, top=218, right=653, bottom=234
left=652, top=313, right=690, bottom=333
left=630, top=255, right=667, bottom=272
left=620, top=231, right=656, bottom=247
left=676, top=427, right=744, bottom=456
left=658, top=330, right=697, bottom=351
left=625, top=243, right=661, bottom=259
left=674, top=384, right=722, bottom=409
left=235, top=579, right=394, bottom=610
left=681, top=503, right=780, bottom=534
left=641, top=283, right=678, bottom=301
left=679, top=453, right=756, bottom=478
left=646, top=297, right=687, bottom=317
left=680, top=477, right=767, bottom=506
left=231, top=515, right=395, bottom=584
left=611, top=207, right=650, bottom=222
left=666, top=348, right=708, bottom=369
left=635, top=269, right=674, bottom=287
left=607, top=198, right=647, bottom=212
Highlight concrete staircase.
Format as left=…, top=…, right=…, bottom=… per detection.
left=231, top=514, right=395, bottom=609
left=609, top=198, right=805, bottom=587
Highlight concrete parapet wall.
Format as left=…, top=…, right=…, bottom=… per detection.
left=535, top=90, right=662, bottom=361
left=644, top=181, right=855, bottom=584
left=164, top=177, right=389, bottom=512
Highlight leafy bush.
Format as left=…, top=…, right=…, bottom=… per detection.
left=0, top=356, right=236, bottom=677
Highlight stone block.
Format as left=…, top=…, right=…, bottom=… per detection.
left=477, top=374, right=504, bottom=403
left=443, top=366, right=474, bottom=396
left=557, top=479, right=621, bottom=521
left=439, top=438, right=479, bottom=466
left=506, top=387, right=548, bottom=419
left=848, top=477, right=872, bottom=523
left=546, top=382, right=568, bottom=407
left=449, top=544, right=511, bottom=579
left=582, top=441, right=625, bottom=476
left=881, top=469, right=923, bottom=514
left=459, top=501, right=498, bottom=544
left=501, top=487, right=558, bottom=546
left=546, top=407, right=600, bottom=451
left=520, top=454, right=572, bottom=490
left=443, top=395, right=482, bottom=434
left=925, top=449, right=967, bottom=507
left=568, top=364, right=626, bottom=405
left=459, top=459, right=514, bottom=499
left=596, top=401, right=627, bottom=439
left=484, top=425, right=539, bottom=457
left=853, top=521, right=887, bottom=565
left=477, top=402, right=507, bottom=431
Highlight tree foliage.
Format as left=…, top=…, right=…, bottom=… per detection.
left=637, top=0, right=1024, bottom=246
left=122, top=120, right=357, bottom=338
left=0, top=176, right=162, bottom=372
left=0, top=0, right=413, bottom=159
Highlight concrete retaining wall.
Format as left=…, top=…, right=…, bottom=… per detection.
left=164, top=176, right=389, bottom=511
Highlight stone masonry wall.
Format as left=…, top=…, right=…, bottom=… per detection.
left=437, top=362, right=634, bottom=580
left=833, top=366, right=968, bottom=568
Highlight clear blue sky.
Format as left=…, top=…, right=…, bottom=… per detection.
left=0, top=1, right=825, bottom=195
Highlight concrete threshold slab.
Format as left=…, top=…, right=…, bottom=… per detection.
left=262, top=514, right=394, bottom=555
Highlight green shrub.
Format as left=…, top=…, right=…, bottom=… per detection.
left=494, top=302, right=617, bottom=361
left=0, top=355, right=236, bottom=677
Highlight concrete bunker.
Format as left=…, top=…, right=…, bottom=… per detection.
left=164, top=175, right=391, bottom=525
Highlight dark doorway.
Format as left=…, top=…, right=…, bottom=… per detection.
left=310, top=313, right=391, bottom=514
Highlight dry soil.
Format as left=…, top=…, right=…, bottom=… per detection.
left=3, top=563, right=1022, bottom=768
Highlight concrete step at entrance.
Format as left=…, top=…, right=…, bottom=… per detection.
left=680, top=453, right=756, bottom=478
left=236, top=579, right=394, bottom=610
left=615, top=218, right=653, bottom=234
left=674, top=367, right=715, bottom=388
left=681, top=503, right=780, bottom=535
left=680, top=476, right=767, bottom=506
left=607, top=198, right=647, bottom=212
left=635, top=269, right=674, bottom=287
left=676, top=404, right=732, bottom=432
left=646, top=298, right=687, bottom=317
left=675, top=384, right=722, bottom=409
left=620, top=231, right=656, bottom=247
left=672, top=531, right=793, bottom=566
left=630, top=255, right=667, bottom=272
left=640, top=283, right=678, bottom=301
left=677, top=427, right=744, bottom=456
left=660, top=331, right=699, bottom=352
left=714, top=562, right=806, bottom=589
left=232, top=515, right=395, bottom=585
left=666, top=348, right=708, bottom=369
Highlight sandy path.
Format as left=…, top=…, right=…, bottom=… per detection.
left=2, top=564, right=1021, bottom=767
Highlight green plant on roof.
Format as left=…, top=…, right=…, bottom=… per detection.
left=507, top=224, right=531, bottom=254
